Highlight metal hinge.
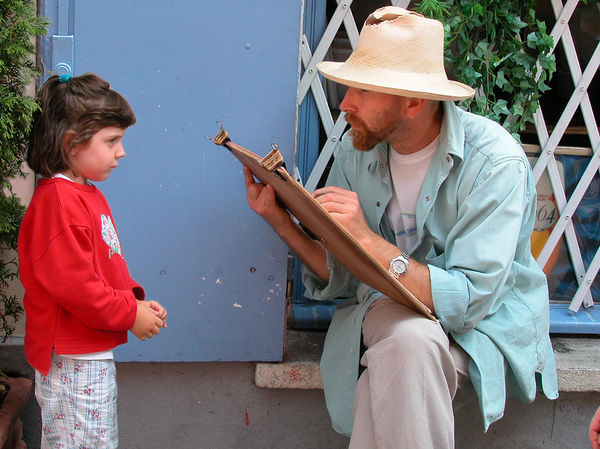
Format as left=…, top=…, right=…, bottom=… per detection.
left=51, top=35, right=74, bottom=76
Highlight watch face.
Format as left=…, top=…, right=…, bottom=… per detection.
left=389, top=253, right=409, bottom=278
left=392, top=259, right=408, bottom=273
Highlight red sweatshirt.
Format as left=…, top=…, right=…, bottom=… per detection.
left=18, top=178, right=144, bottom=375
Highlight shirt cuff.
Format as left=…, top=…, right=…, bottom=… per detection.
left=429, top=264, right=470, bottom=333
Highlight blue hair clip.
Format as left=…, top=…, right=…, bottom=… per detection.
left=58, top=74, right=72, bottom=83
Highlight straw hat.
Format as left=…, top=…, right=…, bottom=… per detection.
left=317, top=7, right=475, bottom=101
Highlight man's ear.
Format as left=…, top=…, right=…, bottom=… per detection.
left=405, top=98, right=427, bottom=119
left=62, top=130, right=77, bottom=155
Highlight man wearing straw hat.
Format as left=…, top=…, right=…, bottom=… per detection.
left=244, top=6, right=558, bottom=448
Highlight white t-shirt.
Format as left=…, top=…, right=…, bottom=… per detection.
left=386, top=136, right=439, bottom=253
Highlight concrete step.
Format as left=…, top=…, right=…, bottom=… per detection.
left=255, top=330, right=600, bottom=392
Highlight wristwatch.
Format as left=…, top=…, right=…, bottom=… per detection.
left=388, top=252, right=410, bottom=278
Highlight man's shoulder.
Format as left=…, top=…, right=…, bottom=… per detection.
left=457, top=107, right=525, bottom=162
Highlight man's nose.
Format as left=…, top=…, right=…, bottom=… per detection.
left=339, top=87, right=359, bottom=113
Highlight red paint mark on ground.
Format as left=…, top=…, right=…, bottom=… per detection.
left=285, top=367, right=302, bottom=382
left=244, top=408, right=250, bottom=426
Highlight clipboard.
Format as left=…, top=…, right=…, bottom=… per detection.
left=208, top=123, right=436, bottom=321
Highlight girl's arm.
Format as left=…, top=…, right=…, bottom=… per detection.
left=148, top=300, right=168, bottom=327
left=130, top=300, right=165, bottom=340
left=27, top=224, right=140, bottom=331
left=590, top=406, right=600, bottom=449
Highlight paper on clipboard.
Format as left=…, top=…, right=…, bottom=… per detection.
left=208, top=123, right=436, bottom=321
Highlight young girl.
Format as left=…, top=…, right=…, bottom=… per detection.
left=18, top=73, right=167, bottom=449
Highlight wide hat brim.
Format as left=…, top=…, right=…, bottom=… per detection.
left=316, top=7, right=476, bottom=102
left=318, top=61, right=475, bottom=101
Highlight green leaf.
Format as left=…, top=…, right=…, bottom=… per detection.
left=474, top=41, right=489, bottom=58
left=418, top=0, right=555, bottom=138
left=0, top=0, right=47, bottom=341
left=495, top=71, right=508, bottom=89
left=493, top=99, right=511, bottom=116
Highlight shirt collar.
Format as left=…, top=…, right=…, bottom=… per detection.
left=440, top=101, right=466, bottom=162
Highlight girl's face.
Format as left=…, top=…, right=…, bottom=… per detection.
left=64, top=126, right=127, bottom=184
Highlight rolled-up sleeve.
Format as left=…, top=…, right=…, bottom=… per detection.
left=302, top=250, right=358, bottom=300
left=431, top=156, right=532, bottom=334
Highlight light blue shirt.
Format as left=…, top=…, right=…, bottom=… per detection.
left=302, top=101, right=558, bottom=436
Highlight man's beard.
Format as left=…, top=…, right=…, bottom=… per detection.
left=346, top=112, right=402, bottom=152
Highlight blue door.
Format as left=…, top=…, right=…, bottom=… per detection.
left=40, top=0, right=303, bottom=362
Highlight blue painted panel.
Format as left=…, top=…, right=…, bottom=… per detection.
left=41, top=0, right=303, bottom=361
left=291, top=0, right=333, bottom=329
left=550, top=303, right=600, bottom=334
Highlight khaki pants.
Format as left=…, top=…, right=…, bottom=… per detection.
left=349, top=297, right=472, bottom=449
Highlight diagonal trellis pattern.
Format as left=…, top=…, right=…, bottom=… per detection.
left=298, top=0, right=410, bottom=193
left=530, top=0, right=600, bottom=312
left=296, top=0, right=598, bottom=318
left=298, top=0, right=358, bottom=192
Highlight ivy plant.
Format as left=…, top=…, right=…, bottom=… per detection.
left=415, top=0, right=556, bottom=140
left=0, top=0, right=47, bottom=341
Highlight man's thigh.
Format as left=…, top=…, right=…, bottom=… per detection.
left=361, top=296, right=472, bottom=397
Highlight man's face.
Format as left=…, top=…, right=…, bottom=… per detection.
left=340, top=87, right=410, bottom=151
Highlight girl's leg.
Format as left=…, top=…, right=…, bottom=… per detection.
left=36, top=355, right=118, bottom=449
left=35, top=365, right=72, bottom=449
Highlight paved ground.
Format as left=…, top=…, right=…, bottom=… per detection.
left=3, top=333, right=600, bottom=449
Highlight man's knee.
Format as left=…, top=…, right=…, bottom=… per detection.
left=375, top=319, right=448, bottom=359
left=362, top=297, right=448, bottom=352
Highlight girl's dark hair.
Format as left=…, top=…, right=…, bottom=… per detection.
left=27, top=73, right=136, bottom=177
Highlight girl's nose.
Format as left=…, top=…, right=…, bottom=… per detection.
left=116, top=145, right=126, bottom=159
